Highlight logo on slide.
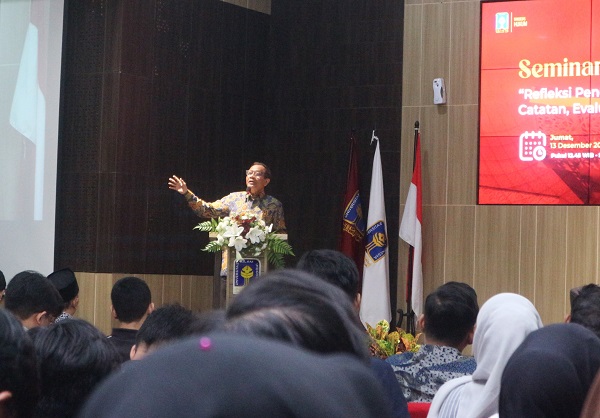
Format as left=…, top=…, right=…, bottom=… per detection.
left=495, top=12, right=510, bottom=33
left=519, top=131, right=547, bottom=162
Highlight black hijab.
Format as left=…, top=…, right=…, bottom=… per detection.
left=79, top=333, right=393, bottom=418
left=499, top=323, right=600, bottom=418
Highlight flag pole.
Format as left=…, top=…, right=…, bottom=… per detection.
left=404, top=121, right=419, bottom=335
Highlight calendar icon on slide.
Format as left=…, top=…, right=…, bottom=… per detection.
left=519, top=131, right=547, bottom=162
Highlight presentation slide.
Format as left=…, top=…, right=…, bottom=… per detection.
left=0, top=0, right=63, bottom=280
left=479, top=0, right=600, bottom=204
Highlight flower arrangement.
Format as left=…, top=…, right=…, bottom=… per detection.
left=366, top=320, right=422, bottom=359
left=194, top=214, right=294, bottom=269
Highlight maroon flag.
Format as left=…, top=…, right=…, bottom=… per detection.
left=339, top=134, right=366, bottom=275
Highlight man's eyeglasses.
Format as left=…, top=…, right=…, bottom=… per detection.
left=246, top=170, right=265, bottom=178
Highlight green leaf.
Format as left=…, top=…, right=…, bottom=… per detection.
left=202, top=241, right=223, bottom=253
left=267, top=237, right=294, bottom=256
left=194, top=220, right=216, bottom=232
left=267, top=251, right=285, bottom=269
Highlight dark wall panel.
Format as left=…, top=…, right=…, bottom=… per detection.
left=57, top=0, right=272, bottom=274
left=57, top=0, right=404, bottom=319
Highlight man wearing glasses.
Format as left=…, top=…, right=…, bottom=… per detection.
left=168, top=162, right=286, bottom=233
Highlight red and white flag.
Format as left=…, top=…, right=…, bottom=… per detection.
left=399, top=133, right=423, bottom=317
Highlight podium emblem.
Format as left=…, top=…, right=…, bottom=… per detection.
left=233, top=258, right=261, bottom=294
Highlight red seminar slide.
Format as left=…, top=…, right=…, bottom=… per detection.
left=479, top=0, right=600, bottom=204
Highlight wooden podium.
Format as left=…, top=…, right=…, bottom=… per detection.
left=210, top=233, right=287, bottom=308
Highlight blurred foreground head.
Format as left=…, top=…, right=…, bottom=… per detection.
left=224, top=269, right=370, bottom=360
left=80, top=333, right=393, bottom=418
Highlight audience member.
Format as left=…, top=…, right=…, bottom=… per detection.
left=80, top=333, right=393, bottom=418
left=499, top=323, right=600, bottom=418
left=0, top=270, right=6, bottom=304
left=224, top=269, right=370, bottom=361
left=386, top=281, right=479, bottom=402
left=107, top=276, right=154, bottom=363
left=296, top=249, right=361, bottom=309
left=189, top=309, right=226, bottom=334
left=47, top=268, right=79, bottom=322
left=130, top=303, right=196, bottom=360
left=296, top=249, right=409, bottom=418
left=5, top=271, right=63, bottom=329
left=30, top=319, right=120, bottom=418
left=566, top=283, right=600, bottom=339
left=428, top=293, right=543, bottom=418
left=0, top=309, right=39, bottom=418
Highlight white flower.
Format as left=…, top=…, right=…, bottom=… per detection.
left=229, top=236, right=247, bottom=252
left=222, top=224, right=244, bottom=239
left=265, top=224, right=273, bottom=233
left=216, top=235, right=225, bottom=245
left=246, top=226, right=266, bottom=244
left=215, top=218, right=231, bottom=234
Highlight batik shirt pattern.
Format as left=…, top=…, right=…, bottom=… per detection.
left=185, top=191, right=286, bottom=232
left=385, top=344, right=476, bottom=402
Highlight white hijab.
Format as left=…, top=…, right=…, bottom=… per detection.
left=428, top=293, right=543, bottom=418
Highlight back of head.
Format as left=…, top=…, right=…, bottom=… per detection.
left=30, top=319, right=120, bottom=418
left=225, top=269, right=369, bottom=360
left=111, top=276, right=152, bottom=323
left=500, top=323, right=600, bottom=418
left=47, top=268, right=79, bottom=307
left=136, top=304, right=196, bottom=347
left=5, top=271, right=63, bottom=321
left=423, top=281, right=479, bottom=347
left=79, top=334, right=393, bottom=418
left=570, top=284, right=600, bottom=339
left=0, top=309, right=39, bottom=418
left=296, top=249, right=360, bottom=300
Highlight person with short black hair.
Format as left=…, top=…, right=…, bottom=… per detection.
left=386, top=281, right=479, bottom=402
left=428, top=293, right=543, bottom=418
left=566, top=283, right=600, bottom=339
left=107, top=276, right=154, bottom=363
left=296, top=249, right=409, bottom=418
left=297, top=249, right=361, bottom=309
left=5, top=270, right=63, bottom=329
left=0, top=309, right=39, bottom=418
left=47, top=268, right=79, bottom=322
left=130, top=303, right=196, bottom=360
left=30, top=319, right=121, bottom=418
left=225, top=269, right=370, bottom=361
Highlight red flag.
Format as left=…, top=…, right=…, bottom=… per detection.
left=339, top=134, right=366, bottom=275
left=399, top=132, right=423, bottom=317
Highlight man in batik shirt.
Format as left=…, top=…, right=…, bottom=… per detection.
left=168, top=162, right=286, bottom=299
left=168, top=162, right=286, bottom=233
left=386, top=282, right=479, bottom=402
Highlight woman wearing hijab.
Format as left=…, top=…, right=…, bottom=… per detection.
left=428, top=293, right=543, bottom=418
left=499, top=323, right=600, bottom=418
